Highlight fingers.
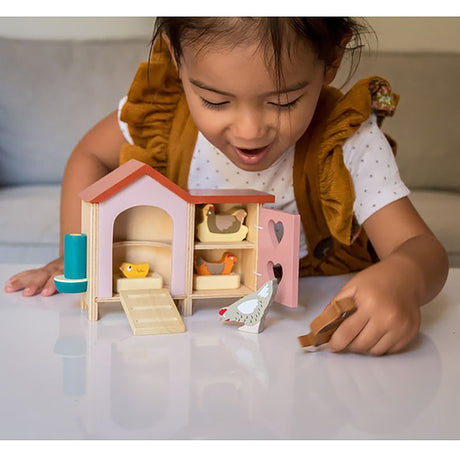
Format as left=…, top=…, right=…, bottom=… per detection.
left=369, top=333, right=415, bottom=356
left=369, top=312, right=420, bottom=355
left=329, top=318, right=388, bottom=355
left=368, top=332, right=397, bottom=356
left=4, top=270, right=37, bottom=293
left=329, top=316, right=417, bottom=356
left=4, top=257, right=65, bottom=297
left=4, top=267, right=61, bottom=296
left=327, top=301, right=399, bottom=355
left=386, top=328, right=420, bottom=355
left=327, top=311, right=369, bottom=352
left=40, top=274, right=59, bottom=296
left=4, top=276, right=18, bottom=293
left=22, top=270, right=54, bottom=296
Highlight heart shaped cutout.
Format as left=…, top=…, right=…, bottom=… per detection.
left=269, top=220, right=284, bottom=245
left=268, top=261, right=283, bottom=282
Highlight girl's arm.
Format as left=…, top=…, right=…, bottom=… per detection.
left=327, top=196, right=449, bottom=355
left=4, top=110, right=125, bottom=296
left=60, top=110, right=123, bottom=253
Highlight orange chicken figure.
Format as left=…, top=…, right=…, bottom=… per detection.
left=194, top=252, right=237, bottom=276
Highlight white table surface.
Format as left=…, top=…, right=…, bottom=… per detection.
left=1, top=263, right=459, bottom=440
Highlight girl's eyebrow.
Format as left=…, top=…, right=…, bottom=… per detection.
left=189, top=78, right=309, bottom=97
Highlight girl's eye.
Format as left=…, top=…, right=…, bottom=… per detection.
left=270, top=96, right=302, bottom=110
left=200, top=97, right=229, bottom=110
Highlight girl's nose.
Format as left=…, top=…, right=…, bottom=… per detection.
left=231, top=108, right=270, bottom=143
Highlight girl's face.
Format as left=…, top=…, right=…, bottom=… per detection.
left=179, top=39, right=338, bottom=171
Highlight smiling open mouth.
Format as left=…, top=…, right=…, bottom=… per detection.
left=237, top=146, right=268, bottom=155
left=232, top=144, right=273, bottom=167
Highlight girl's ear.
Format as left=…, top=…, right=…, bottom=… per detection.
left=323, top=34, right=351, bottom=85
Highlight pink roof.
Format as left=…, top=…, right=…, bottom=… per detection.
left=79, top=159, right=275, bottom=205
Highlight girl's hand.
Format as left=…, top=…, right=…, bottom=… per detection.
left=327, top=262, right=421, bottom=356
left=4, top=256, right=64, bottom=297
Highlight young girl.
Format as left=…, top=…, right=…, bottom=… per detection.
left=4, top=17, right=448, bottom=356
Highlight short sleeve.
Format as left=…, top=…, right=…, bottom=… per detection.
left=117, top=96, right=134, bottom=145
left=343, top=113, right=410, bottom=224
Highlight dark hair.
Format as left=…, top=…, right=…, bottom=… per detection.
left=150, top=17, right=370, bottom=88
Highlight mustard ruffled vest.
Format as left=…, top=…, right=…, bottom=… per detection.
left=120, top=38, right=399, bottom=276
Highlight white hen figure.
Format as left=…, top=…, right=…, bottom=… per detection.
left=218, top=279, right=278, bottom=333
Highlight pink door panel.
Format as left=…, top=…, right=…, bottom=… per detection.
left=257, top=207, right=300, bottom=308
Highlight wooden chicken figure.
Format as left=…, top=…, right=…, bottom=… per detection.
left=119, top=262, right=150, bottom=278
left=297, top=297, right=357, bottom=351
left=196, top=204, right=248, bottom=242
left=194, top=252, right=238, bottom=276
left=218, top=278, right=278, bottom=333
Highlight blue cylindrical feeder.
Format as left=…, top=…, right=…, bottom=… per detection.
left=55, top=233, right=88, bottom=294
left=64, top=234, right=87, bottom=279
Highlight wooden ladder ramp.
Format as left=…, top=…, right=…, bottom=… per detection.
left=119, top=288, right=186, bottom=335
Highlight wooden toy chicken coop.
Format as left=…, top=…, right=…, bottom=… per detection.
left=78, top=159, right=300, bottom=332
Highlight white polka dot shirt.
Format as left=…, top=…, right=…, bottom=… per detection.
left=345, top=113, right=410, bottom=224
left=118, top=101, right=410, bottom=259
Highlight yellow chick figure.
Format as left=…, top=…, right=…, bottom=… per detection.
left=119, top=262, right=150, bottom=279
